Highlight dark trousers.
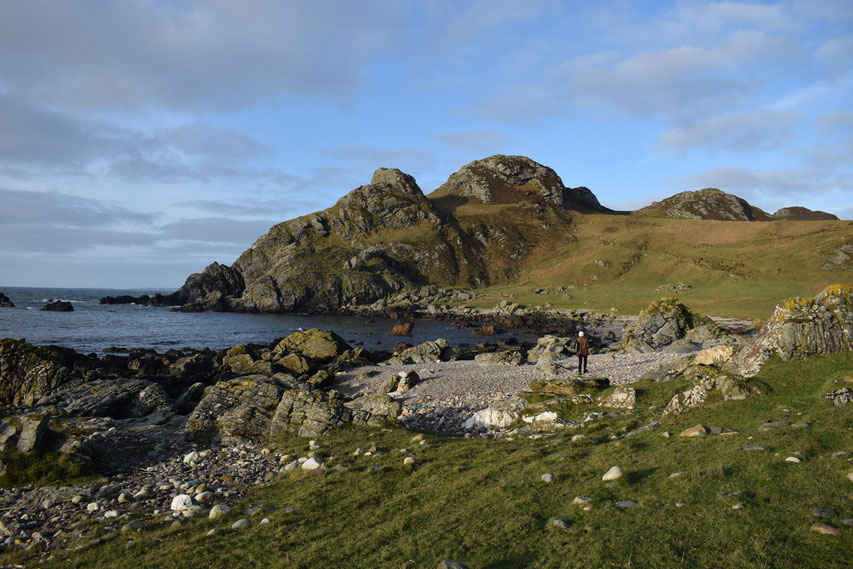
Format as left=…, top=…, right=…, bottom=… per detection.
left=577, top=355, right=587, bottom=374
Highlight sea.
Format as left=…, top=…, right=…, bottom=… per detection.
left=0, top=286, right=538, bottom=355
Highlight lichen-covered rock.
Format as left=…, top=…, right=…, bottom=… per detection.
left=223, top=345, right=275, bottom=376
left=386, top=339, right=448, bottom=365
left=731, top=284, right=853, bottom=377
left=0, top=339, right=93, bottom=406
left=274, top=329, right=351, bottom=362
left=126, top=383, right=173, bottom=417
left=16, top=414, right=50, bottom=453
left=524, top=335, right=572, bottom=364
left=269, top=389, right=400, bottom=439
left=37, top=378, right=160, bottom=418
left=474, top=350, right=523, bottom=366
left=825, top=387, right=852, bottom=407
left=599, top=386, right=636, bottom=408
left=463, top=396, right=528, bottom=430
left=663, top=367, right=767, bottom=415
left=169, top=353, right=215, bottom=378
left=185, top=375, right=289, bottom=443
left=636, top=188, right=770, bottom=221
left=693, top=345, right=734, bottom=367
left=621, top=297, right=694, bottom=351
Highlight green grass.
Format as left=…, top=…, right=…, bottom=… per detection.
left=40, top=352, right=853, bottom=569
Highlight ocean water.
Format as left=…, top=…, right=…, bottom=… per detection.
left=0, top=286, right=537, bottom=355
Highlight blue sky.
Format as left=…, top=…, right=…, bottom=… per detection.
left=1, top=0, right=851, bottom=288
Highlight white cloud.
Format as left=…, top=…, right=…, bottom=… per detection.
left=659, top=109, right=800, bottom=152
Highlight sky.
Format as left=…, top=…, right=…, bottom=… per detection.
left=1, top=0, right=851, bottom=288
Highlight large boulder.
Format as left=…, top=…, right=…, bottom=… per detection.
left=386, top=339, right=448, bottom=365
left=526, top=335, right=573, bottom=364
left=274, top=329, right=351, bottom=363
left=621, top=297, right=694, bottom=352
left=463, top=396, right=528, bottom=430
left=0, top=339, right=93, bottom=406
left=40, top=300, right=73, bottom=311
left=269, top=390, right=400, bottom=439
left=16, top=414, right=50, bottom=453
left=36, top=378, right=167, bottom=418
left=185, top=375, right=290, bottom=444
left=731, top=285, right=853, bottom=377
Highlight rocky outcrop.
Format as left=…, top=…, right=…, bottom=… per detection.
left=434, top=155, right=610, bottom=212
left=663, top=367, right=767, bottom=415
left=0, top=339, right=95, bottom=406
left=772, top=207, right=838, bottom=221
left=36, top=378, right=172, bottom=418
left=731, top=284, right=853, bottom=377
left=41, top=300, right=73, bottom=311
left=270, top=390, right=401, bottom=438
left=0, top=292, right=14, bottom=308
left=386, top=339, right=448, bottom=365
left=636, top=188, right=770, bottom=221
left=621, top=298, right=694, bottom=351
left=273, top=329, right=351, bottom=363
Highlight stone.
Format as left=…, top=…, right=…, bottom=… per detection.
left=209, top=504, right=233, bottom=521
left=621, top=297, right=694, bottom=351
left=231, top=518, right=250, bottom=530
left=616, top=501, right=638, bottom=508
left=275, top=329, right=351, bottom=362
left=16, top=413, right=50, bottom=453
left=170, top=494, right=198, bottom=513
left=437, top=561, right=470, bottom=569
left=732, top=284, right=853, bottom=377
left=0, top=339, right=92, bottom=406
left=811, top=508, right=838, bottom=519
left=552, top=519, right=570, bottom=529
left=848, top=472, right=853, bottom=483
left=41, top=300, right=73, bottom=311
left=463, top=396, right=528, bottom=430
left=474, top=350, right=524, bottom=366
left=389, top=321, right=414, bottom=336
left=527, top=335, right=573, bottom=364
left=528, top=376, right=609, bottom=397
left=785, top=457, right=802, bottom=463
left=301, top=458, right=323, bottom=470
left=175, top=382, right=206, bottom=414
left=403, top=457, right=416, bottom=466
left=680, top=424, right=709, bottom=438
left=387, top=339, right=448, bottom=365
left=122, top=521, right=143, bottom=533
left=663, top=368, right=763, bottom=416
left=825, top=387, right=853, bottom=407
left=743, top=445, right=765, bottom=451
left=0, top=420, right=18, bottom=452
left=693, top=345, right=734, bottom=367
left=183, top=451, right=200, bottom=465
left=599, top=386, right=636, bottom=409
left=541, top=473, right=554, bottom=482
left=810, top=522, right=839, bottom=536
left=602, top=466, right=624, bottom=482
left=573, top=496, right=593, bottom=505
left=396, top=370, right=420, bottom=391
left=638, top=188, right=765, bottom=221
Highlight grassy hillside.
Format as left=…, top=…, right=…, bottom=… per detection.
left=44, top=352, right=853, bottom=569
left=463, top=213, right=853, bottom=318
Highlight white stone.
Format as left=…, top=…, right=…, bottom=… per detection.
left=301, top=457, right=323, bottom=470
left=571, top=434, right=587, bottom=442
left=209, top=504, right=233, bottom=521
left=847, top=472, right=853, bottom=483
left=284, top=461, right=298, bottom=472
left=573, top=496, right=593, bottom=505
left=183, top=451, right=200, bottom=465
left=231, top=518, right=250, bottom=530
left=403, top=457, right=416, bottom=466
left=195, top=492, right=215, bottom=503
left=260, top=518, right=270, bottom=524
left=785, top=457, right=802, bottom=463
left=541, top=473, right=555, bottom=483
left=523, top=411, right=559, bottom=424
left=103, top=510, right=119, bottom=519
left=86, top=502, right=99, bottom=512
left=602, top=466, right=624, bottom=482
left=170, top=494, right=196, bottom=512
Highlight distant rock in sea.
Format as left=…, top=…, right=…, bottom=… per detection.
left=0, top=292, right=14, bottom=308
left=41, top=300, right=74, bottom=312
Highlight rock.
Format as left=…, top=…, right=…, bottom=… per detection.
left=16, top=413, right=50, bottom=453
left=680, top=424, right=709, bottom=438
left=573, top=496, right=593, bottom=505
left=40, top=300, right=73, bottom=311
left=602, top=466, right=624, bottom=482
left=599, top=386, right=635, bottom=409
left=773, top=206, right=837, bottom=221
left=386, top=339, right=447, bottom=365
left=209, top=504, right=233, bottom=521
left=621, top=297, right=694, bottom=351
left=811, top=508, right=838, bottom=519
left=175, top=382, right=206, bottom=415
left=389, top=321, right=414, bottom=336
left=663, top=367, right=766, bottom=416
left=274, top=329, right=351, bottom=362
left=0, top=292, right=15, bottom=307
left=169, top=353, right=215, bottom=378
left=527, top=335, right=572, bottom=364
left=122, top=520, right=143, bottom=533
left=825, top=387, right=853, bottom=407
left=732, top=284, right=853, bottom=377
left=38, top=378, right=166, bottom=418
left=463, top=396, right=527, bottom=430
left=437, top=561, right=470, bottom=569
left=615, top=500, right=638, bottom=508
left=301, top=458, right=323, bottom=470
left=693, top=345, right=734, bottom=367
left=636, top=188, right=769, bottom=221
left=396, top=370, right=420, bottom=391
left=552, top=519, right=570, bottom=529
left=185, top=376, right=287, bottom=444
left=183, top=451, right=200, bottom=465
left=0, top=420, right=18, bottom=452
left=270, top=389, right=400, bottom=439
left=403, top=457, right=416, bottom=466
left=0, top=339, right=94, bottom=406
left=810, top=522, right=839, bottom=536
left=127, top=382, right=173, bottom=417
left=528, top=377, right=609, bottom=397
left=541, top=473, right=554, bottom=482
left=743, top=445, right=764, bottom=451
left=231, top=518, right=250, bottom=530
left=170, top=495, right=198, bottom=512
left=474, top=350, right=524, bottom=366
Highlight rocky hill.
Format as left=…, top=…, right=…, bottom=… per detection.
left=135, top=156, right=848, bottom=316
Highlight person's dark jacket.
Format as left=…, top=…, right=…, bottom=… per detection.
left=576, top=336, right=590, bottom=356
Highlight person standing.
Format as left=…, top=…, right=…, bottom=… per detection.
left=575, top=331, right=589, bottom=375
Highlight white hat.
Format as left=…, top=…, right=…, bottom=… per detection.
left=578, top=331, right=584, bottom=337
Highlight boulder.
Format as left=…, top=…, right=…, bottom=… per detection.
left=169, top=353, right=215, bottom=378
left=37, top=378, right=160, bottom=418
left=223, top=345, right=276, bottom=376
left=269, top=390, right=400, bottom=439
left=16, top=414, right=50, bottom=453
left=185, top=376, right=289, bottom=443
left=731, top=285, right=853, bottom=377
left=0, top=339, right=93, bottom=406
left=378, top=370, right=420, bottom=394
left=126, top=383, right=173, bottom=417
left=389, top=321, right=414, bottom=336
left=526, top=335, right=572, bottom=364
left=663, top=367, right=768, bottom=415
left=825, top=387, right=852, bottom=407
left=621, top=297, right=694, bottom=351
left=40, top=300, right=73, bottom=311
left=274, top=329, right=351, bottom=362
left=599, top=386, right=636, bottom=408
left=0, top=420, right=17, bottom=452
left=175, top=382, right=206, bottom=414
left=693, top=345, right=734, bottom=367
left=474, top=350, right=524, bottom=366
left=463, top=396, right=528, bottom=430
left=386, top=339, right=448, bottom=365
